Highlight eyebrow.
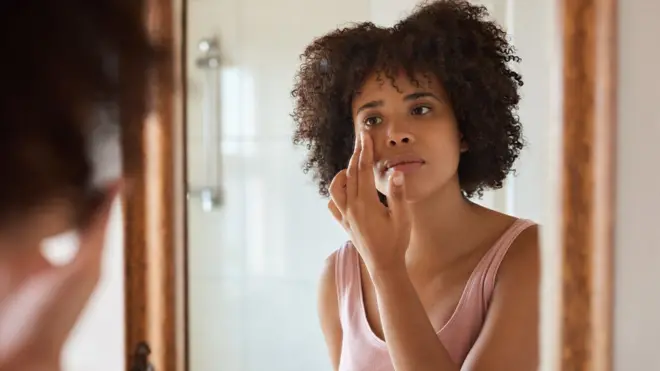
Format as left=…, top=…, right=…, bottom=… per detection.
left=355, top=92, right=443, bottom=114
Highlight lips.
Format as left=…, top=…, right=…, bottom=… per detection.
left=386, top=159, right=424, bottom=170
left=380, top=154, right=426, bottom=174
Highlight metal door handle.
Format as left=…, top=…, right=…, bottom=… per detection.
left=187, top=36, right=224, bottom=211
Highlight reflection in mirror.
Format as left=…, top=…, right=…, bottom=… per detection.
left=184, top=0, right=556, bottom=370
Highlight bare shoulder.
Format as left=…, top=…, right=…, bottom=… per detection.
left=498, top=223, right=540, bottom=283
left=319, top=249, right=340, bottom=301
left=463, top=223, right=540, bottom=371
left=493, top=222, right=540, bottom=309
left=317, top=248, right=343, bottom=370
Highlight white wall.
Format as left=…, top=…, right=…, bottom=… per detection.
left=504, top=0, right=558, bottom=224
left=506, top=1, right=563, bottom=369
left=614, top=0, right=660, bottom=369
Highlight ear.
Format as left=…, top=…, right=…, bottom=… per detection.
left=459, top=133, right=469, bottom=153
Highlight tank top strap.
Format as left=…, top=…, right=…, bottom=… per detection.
left=472, top=218, right=536, bottom=308
left=334, top=241, right=360, bottom=307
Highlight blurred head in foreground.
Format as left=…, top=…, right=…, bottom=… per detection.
left=0, top=0, right=168, bottom=252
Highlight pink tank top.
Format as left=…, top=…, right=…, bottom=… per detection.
left=334, top=218, right=535, bottom=370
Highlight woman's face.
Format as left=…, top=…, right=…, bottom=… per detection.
left=351, top=71, right=466, bottom=203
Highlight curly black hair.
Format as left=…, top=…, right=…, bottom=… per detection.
left=0, top=0, right=167, bottom=224
left=291, top=0, right=524, bottom=199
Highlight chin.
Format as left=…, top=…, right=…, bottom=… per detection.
left=378, top=182, right=433, bottom=204
left=402, top=188, right=432, bottom=204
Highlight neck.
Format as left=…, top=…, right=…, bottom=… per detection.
left=406, top=178, right=484, bottom=267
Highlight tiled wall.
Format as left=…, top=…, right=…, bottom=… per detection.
left=185, top=1, right=370, bottom=369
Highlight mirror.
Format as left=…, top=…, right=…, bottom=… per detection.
left=121, top=0, right=617, bottom=370
left=184, top=0, right=551, bottom=369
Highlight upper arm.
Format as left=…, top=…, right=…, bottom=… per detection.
left=318, top=251, right=343, bottom=370
left=462, top=225, right=541, bottom=371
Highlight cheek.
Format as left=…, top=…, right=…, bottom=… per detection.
left=410, top=126, right=463, bottom=185
left=423, top=118, right=462, bottom=152
left=434, top=133, right=463, bottom=174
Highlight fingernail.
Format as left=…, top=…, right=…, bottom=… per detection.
left=360, top=131, right=365, bottom=146
left=392, top=172, right=404, bottom=186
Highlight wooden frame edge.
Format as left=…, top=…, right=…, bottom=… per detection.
left=559, top=0, right=617, bottom=370
left=122, top=0, right=188, bottom=370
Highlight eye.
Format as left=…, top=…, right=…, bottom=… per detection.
left=411, top=106, right=431, bottom=116
left=363, top=116, right=383, bottom=126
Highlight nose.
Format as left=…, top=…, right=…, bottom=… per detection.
left=386, top=123, right=415, bottom=147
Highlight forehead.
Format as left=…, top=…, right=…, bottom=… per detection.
left=353, top=70, right=446, bottom=106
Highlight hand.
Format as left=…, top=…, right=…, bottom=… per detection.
left=328, top=132, right=411, bottom=274
left=0, top=182, right=122, bottom=371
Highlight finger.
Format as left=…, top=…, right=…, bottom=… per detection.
left=357, top=131, right=378, bottom=202
left=0, top=182, right=123, bottom=361
left=328, top=169, right=348, bottom=213
left=327, top=199, right=343, bottom=223
left=345, top=134, right=361, bottom=203
left=327, top=199, right=351, bottom=232
left=387, top=171, right=411, bottom=230
left=0, top=254, right=99, bottom=360
left=21, top=256, right=103, bottom=356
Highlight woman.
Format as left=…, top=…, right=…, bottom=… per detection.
left=292, top=1, right=539, bottom=370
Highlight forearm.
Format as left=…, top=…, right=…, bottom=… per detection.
left=371, top=266, right=459, bottom=371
